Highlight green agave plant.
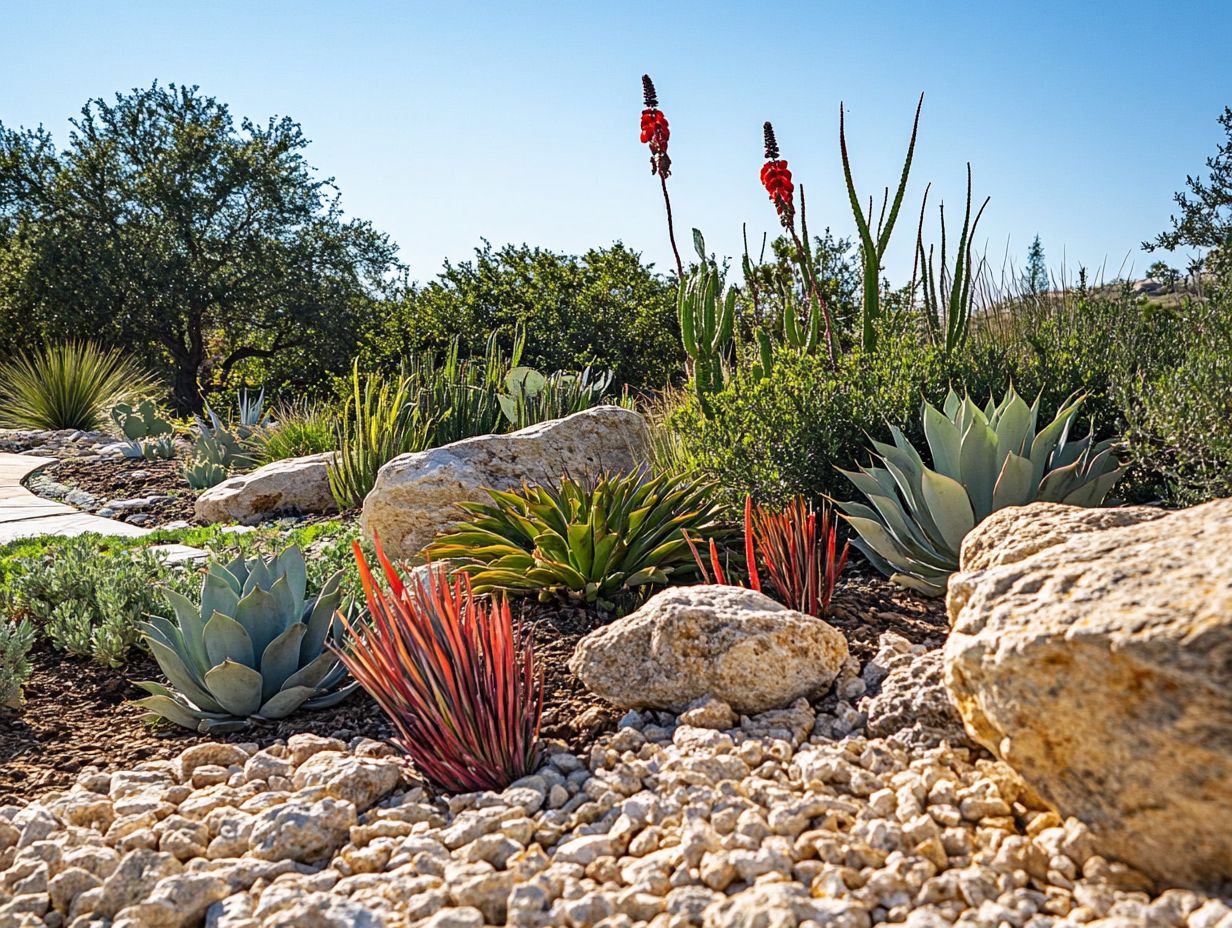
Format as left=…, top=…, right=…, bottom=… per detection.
left=838, top=386, right=1124, bottom=596
left=136, top=546, right=355, bottom=732
left=427, top=470, right=731, bottom=613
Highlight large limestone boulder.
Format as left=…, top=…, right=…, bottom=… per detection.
left=195, top=452, right=337, bottom=525
left=944, top=499, right=1232, bottom=887
left=361, top=406, right=649, bottom=560
left=569, top=585, right=849, bottom=715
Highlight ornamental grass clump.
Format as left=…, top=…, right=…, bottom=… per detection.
left=427, top=469, right=731, bottom=614
left=838, top=386, right=1124, bottom=596
left=335, top=540, right=543, bottom=792
left=0, top=341, right=156, bottom=431
left=136, top=545, right=354, bottom=732
left=690, top=496, right=849, bottom=617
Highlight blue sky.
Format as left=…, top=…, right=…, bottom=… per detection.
left=3, top=1, right=1230, bottom=286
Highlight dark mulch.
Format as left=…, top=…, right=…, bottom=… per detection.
left=825, top=559, right=950, bottom=664
left=0, top=563, right=944, bottom=805
left=0, top=606, right=616, bottom=804
left=35, top=454, right=201, bottom=526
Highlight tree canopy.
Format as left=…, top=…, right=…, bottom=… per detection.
left=0, top=82, right=398, bottom=412
left=1147, top=106, right=1232, bottom=281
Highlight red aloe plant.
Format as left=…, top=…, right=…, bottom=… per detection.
left=334, top=537, right=544, bottom=792
left=688, top=496, right=849, bottom=617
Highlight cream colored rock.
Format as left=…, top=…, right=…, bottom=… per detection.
left=569, top=586, right=849, bottom=715
left=195, top=452, right=337, bottom=525
left=958, top=501, right=1166, bottom=571
left=360, top=406, right=649, bottom=560
left=945, top=498, right=1232, bottom=888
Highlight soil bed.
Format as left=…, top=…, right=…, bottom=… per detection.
left=0, top=567, right=945, bottom=804
left=32, top=454, right=201, bottom=526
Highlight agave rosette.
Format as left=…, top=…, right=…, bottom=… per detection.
left=839, top=387, right=1123, bottom=596
left=136, top=546, right=354, bottom=732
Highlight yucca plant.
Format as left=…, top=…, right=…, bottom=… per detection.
left=427, top=470, right=731, bottom=613
left=838, top=386, right=1124, bottom=596
left=0, top=341, right=156, bottom=431
left=335, top=539, right=543, bottom=792
left=690, top=496, right=850, bottom=617
left=328, top=365, right=431, bottom=510
left=135, top=545, right=354, bottom=732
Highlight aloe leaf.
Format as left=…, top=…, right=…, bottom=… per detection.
left=145, top=639, right=225, bottom=713
left=163, top=588, right=211, bottom=676
left=260, top=624, right=307, bottom=701
left=234, top=586, right=284, bottom=662
left=255, top=685, right=316, bottom=720
left=992, top=451, right=1035, bottom=511
left=919, top=468, right=975, bottom=556
left=302, top=589, right=341, bottom=664
left=132, top=694, right=211, bottom=731
left=203, top=611, right=256, bottom=669
left=923, top=401, right=963, bottom=481
left=203, top=660, right=264, bottom=717
left=278, top=545, right=308, bottom=619
left=958, top=419, right=998, bottom=521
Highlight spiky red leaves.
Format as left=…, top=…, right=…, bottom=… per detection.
left=688, top=496, right=849, bottom=617
left=335, top=538, right=543, bottom=792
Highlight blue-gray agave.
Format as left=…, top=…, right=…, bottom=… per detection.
left=838, top=387, right=1123, bottom=596
left=136, top=546, right=354, bottom=732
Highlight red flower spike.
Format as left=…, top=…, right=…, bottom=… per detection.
left=640, top=74, right=671, bottom=178
left=761, top=121, right=795, bottom=226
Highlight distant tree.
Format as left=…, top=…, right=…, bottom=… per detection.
left=1146, top=259, right=1182, bottom=292
left=359, top=242, right=682, bottom=390
left=1021, top=235, right=1048, bottom=295
left=0, top=82, right=398, bottom=413
left=1146, top=106, right=1232, bottom=281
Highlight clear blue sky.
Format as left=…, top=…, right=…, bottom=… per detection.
left=3, top=1, right=1230, bottom=286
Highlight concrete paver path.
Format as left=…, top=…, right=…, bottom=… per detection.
left=0, top=453, right=204, bottom=562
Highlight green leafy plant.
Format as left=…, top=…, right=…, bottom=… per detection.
left=335, top=540, right=543, bottom=792
left=839, top=386, right=1124, bottom=596
left=914, top=165, right=990, bottom=356
left=840, top=94, right=923, bottom=351
left=328, top=366, right=431, bottom=510
left=193, top=389, right=269, bottom=472
left=679, top=231, right=736, bottom=418
left=498, top=366, right=618, bottom=429
left=111, top=399, right=177, bottom=459
left=6, top=537, right=172, bottom=666
left=184, top=434, right=232, bottom=490
left=428, top=469, right=731, bottom=613
left=135, top=545, right=354, bottom=732
left=256, top=400, right=339, bottom=464
left=0, top=341, right=156, bottom=431
left=690, top=496, right=849, bottom=617
left=404, top=331, right=514, bottom=447
left=0, top=619, right=36, bottom=709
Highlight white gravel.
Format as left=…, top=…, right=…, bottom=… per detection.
left=2, top=683, right=1229, bottom=928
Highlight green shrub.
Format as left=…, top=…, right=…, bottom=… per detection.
left=0, top=341, right=156, bottom=431
left=669, top=318, right=959, bottom=507
left=0, top=619, right=35, bottom=708
left=428, top=470, right=731, bottom=614
left=6, top=537, right=179, bottom=666
left=257, top=400, right=338, bottom=464
left=1120, top=294, right=1232, bottom=504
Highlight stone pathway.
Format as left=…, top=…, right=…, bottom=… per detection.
left=0, top=453, right=203, bottom=562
